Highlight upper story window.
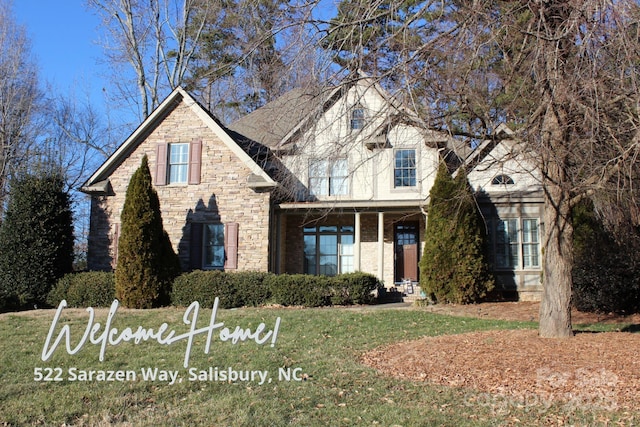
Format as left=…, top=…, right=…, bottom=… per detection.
left=168, top=143, right=189, bottom=184
left=492, top=174, right=515, bottom=185
left=394, top=149, right=416, bottom=187
left=350, top=105, right=365, bottom=130
left=155, top=140, right=201, bottom=186
left=309, top=159, right=349, bottom=196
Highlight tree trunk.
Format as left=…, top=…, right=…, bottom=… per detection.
left=538, top=104, right=574, bottom=338
left=539, top=179, right=574, bottom=337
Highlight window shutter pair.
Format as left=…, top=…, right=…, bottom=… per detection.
left=155, top=140, right=202, bottom=185
left=189, top=222, right=239, bottom=270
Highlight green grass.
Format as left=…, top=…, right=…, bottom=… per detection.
left=0, top=305, right=636, bottom=426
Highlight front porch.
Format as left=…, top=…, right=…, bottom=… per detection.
left=272, top=202, right=426, bottom=290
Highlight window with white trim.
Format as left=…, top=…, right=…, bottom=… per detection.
left=309, top=159, right=349, bottom=196
left=488, top=218, right=540, bottom=269
left=168, top=143, right=189, bottom=184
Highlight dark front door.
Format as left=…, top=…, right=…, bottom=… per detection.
left=394, top=223, right=419, bottom=283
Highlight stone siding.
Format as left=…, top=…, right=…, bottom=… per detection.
left=87, top=98, right=272, bottom=272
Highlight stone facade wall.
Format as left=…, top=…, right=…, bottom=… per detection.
left=87, top=99, right=272, bottom=272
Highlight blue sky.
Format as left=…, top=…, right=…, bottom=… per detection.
left=13, top=1, right=108, bottom=106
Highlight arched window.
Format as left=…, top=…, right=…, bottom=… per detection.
left=491, top=174, right=515, bottom=185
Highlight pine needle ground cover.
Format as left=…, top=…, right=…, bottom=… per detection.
left=0, top=305, right=636, bottom=426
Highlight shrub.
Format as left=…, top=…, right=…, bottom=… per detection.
left=266, top=274, right=331, bottom=307
left=172, top=270, right=239, bottom=309
left=115, top=156, right=181, bottom=308
left=329, top=272, right=380, bottom=305
left=228, top=271, right=272, bottom=307
left=172, top=270, right=273, bottom=309
left=572, top=200, right=640, bottom=314
left=47, top=272, right=115, bottom=308
left=419, top=164, right=493, bottom=304
left=171, top=271, right=379, bottom=309
left=0, top=172, right=74, bottom=308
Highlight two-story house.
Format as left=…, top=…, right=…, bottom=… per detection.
left=81, top=75, right=543, bottom=300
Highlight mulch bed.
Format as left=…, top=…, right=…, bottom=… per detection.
left=361, top=302, right=640, bottom=411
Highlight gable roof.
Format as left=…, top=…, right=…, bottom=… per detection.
left=81, top=87, right=276, bottom=194
left=227, top=87, right=323, bottom=150
left=229, top=73, right=467, bottom=164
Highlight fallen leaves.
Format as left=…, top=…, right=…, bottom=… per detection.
left=362, top=329, right=640, bottom=410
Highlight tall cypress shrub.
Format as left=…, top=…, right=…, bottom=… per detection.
left=419, top=163, right=493, bottom=303
left=0, top=172, right=74, bottom=308
left=115, top=155, right=181, bottom=308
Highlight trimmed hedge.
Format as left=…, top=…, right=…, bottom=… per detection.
left=172, top=270, right=239, bottom=309
left=266, top=274, right=331, bottom=307
left=329, top=272, right=380, bottom=305
left=171, top=270, right=381, bottom=308
left=47, top=272, right=115, bottom=308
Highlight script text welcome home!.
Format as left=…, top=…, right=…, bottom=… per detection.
left=41, top=298, right=281, bottom=368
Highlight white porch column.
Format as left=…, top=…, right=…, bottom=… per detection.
left=354, top=212, right=361, bottom=271
left=377, top=211, right=384, bottom=280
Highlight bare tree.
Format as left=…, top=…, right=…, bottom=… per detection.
left=88, top=0, right=210, bottom=119
left=0, top=0, right=40, bottom=218
left=316, top=0, right=640, bottom=337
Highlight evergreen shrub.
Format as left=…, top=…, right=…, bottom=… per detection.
left=171, top=271, right=380, bottom=309
left=266, top=274, right=331, bottom=307
left=47, top=272, right=115, bottom=308
left=0, top=172, right=74, bottom=308
left=171, top=270, right=239, bottom=309
left=572, top=200, right=640, bottom=313
left=229, top=271, right=273, bottom=307
left=329, top=272, right=380, bottom=305
left=115, top=156, right=181, bottom=308
left=419, top=164, right=493, bottom=304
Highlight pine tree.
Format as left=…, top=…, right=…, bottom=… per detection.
left=115, top=155, right=181, bottom=308
left=0, top=172, right=74, bottom=308
left=419, top=163, right=493, bottom=303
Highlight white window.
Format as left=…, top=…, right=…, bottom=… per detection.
left=489, top=218, right=540, bottom=269
left=309, top=159, right=349, bottom=196
left=492, top=174, right=515, bottom=185
left=350, top=105, right=365, bottom=130
left=168, top=143, right=189, bottom=184
left=394, top=149, right=416, bottom=187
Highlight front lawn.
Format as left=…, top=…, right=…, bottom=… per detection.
left=0, top=304, right=635, bottom=426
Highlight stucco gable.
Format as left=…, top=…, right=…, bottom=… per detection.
left=81, top=87, right=275, bottom=194
left=465, top=129, right=541, bottom=195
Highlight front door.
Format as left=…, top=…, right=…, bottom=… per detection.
left=394, top=223, right=419, bottom=283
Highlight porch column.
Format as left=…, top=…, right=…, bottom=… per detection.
left=378, top=211, right=384, bottom=280
left=354, top=212, right=361, bottom=271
